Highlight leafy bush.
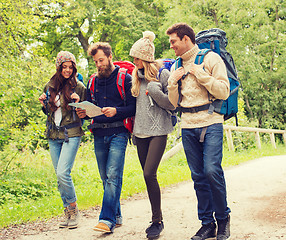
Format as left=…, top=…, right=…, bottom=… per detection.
left=0, top=179, right=55, bottom=205
left=0, top=152, right=56, bottom=206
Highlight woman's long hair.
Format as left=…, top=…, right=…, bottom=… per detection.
left=48, top=62, right=77, bottom=112
left=131, top=60, right=163, bottom=97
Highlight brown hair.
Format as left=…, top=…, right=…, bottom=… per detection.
left=166, top=23, right=196, bottom=44
left=48, top=62, right=77, bottom=112
left=87, top=42, right=112, bottom=57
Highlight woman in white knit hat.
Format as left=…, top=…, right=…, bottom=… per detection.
left=39, top=51, right=86, bottom=229
left=130, top=31, right=175, bottom=239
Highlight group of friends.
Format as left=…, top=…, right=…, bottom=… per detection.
left=38, top=22, right=231, bottom=240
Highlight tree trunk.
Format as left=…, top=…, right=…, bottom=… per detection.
left=77, top=30, right=89, bottom=53
left=211, top=9, right=219, bottom=27
left=244, top=95, right=254, bottom=119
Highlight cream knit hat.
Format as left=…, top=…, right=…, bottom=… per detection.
left=129, top=31, right=156, bottom=62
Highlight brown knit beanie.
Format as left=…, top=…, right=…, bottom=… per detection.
left=56, top=51, right=76, bottom=69
left=129, top=31, right=156, bottom=62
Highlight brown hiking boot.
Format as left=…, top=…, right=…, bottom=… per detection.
left=59, top=208, right=70, bottom=228
left=68, top=205, right=80, bottom=229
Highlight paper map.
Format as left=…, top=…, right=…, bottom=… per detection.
left=69, top=101, right=103, bottom=118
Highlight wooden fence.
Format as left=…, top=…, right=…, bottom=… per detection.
left=224, top=125, right=286, bottom=151
left=161, top=125, right=286, bottom=161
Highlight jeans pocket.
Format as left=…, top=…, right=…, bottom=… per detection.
left=114, top=132, right=129, bottom=141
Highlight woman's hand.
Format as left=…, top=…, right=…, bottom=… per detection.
left=71, top=92, right=80, bottom=103
left=39, top=93, right=47, bottom=107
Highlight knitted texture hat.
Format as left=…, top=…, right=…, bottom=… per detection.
left=129, top=31, right=156, bottom=62
left=56, top=51, right=76, bottom=69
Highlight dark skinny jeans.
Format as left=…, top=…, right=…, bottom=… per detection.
left=135, top=135, right=167, bottom=223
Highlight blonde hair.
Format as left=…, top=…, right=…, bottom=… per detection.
left=131, top=60, right=163, bottom=97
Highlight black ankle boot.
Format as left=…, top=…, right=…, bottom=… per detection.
left=146, top=221, right=164, bottom=239
left=191, top=222, right=216, bottom=240
left=216, top=215, right=230, bottom=240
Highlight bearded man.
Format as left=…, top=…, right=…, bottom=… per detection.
left=76, top=42, right=136, bottom=233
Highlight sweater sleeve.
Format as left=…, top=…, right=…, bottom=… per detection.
left=147, top=69, right=175, bottom=110
left=167, top=65, right=180, bottom=108
left=194, top=52, right=230, bottom=100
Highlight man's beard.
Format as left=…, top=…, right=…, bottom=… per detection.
left=97, top=60, right=113, bottom=78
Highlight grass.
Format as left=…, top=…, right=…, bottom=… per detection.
left=0, top=140, right=285, bottom=228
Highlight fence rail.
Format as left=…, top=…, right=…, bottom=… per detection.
left=161, top=125, right=286, bottom=161
left=224, top=125, right=286, bottom=151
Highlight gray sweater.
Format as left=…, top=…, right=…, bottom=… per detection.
left=133, top=69, right=175, bottom=137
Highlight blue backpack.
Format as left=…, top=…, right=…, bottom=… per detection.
left=195, top=28, right=240, bottom=125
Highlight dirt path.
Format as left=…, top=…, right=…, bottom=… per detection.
left=2, top=155, right=286, bottom=240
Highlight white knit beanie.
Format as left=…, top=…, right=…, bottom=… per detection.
left=129, top=31, right=156, bottom=62
left=56, top=51, right=76, bottom=69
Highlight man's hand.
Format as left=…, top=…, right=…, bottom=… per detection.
left=76, top=108, right=87, bottom=118
left=189, top=62, right=205, bottom=76
left=102, top=107, right=117, bottom=117
left=170, top=67, right=185, bottom=83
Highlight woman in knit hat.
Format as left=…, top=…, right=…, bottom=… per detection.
left=130, top=31, right=175, bottom=239
left=39, top=51, right=86, bottom=229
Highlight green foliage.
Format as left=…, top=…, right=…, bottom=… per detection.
left=0, top=54, right=53, bottom=150
left=0, top=179, right=55, bottom=205
left=0, top=151, right=56, bottom=206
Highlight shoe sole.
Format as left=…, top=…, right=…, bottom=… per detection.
left=93, top=227, right=111, bottom=233
left=147, top=235, right=160, bottom=240
left=59, top=225, right=68, bottom=228
left=68, top=225, right=78, bottom=229
left=147, top=233, right=162, bottom=240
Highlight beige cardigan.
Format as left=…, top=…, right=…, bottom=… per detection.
left=168, top=45, right=230, bottom=129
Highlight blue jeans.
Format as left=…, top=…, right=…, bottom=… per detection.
left=48, top=137, right=81, bottom=208
left=182, top=123, right=230, bottom=225
left=93, top=132, right=129, bottom=230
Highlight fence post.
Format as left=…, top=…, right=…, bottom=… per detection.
left=269, top=133, right=277, bottom=149
left=283, top=133, right=286, bottom=147
left=225, top=128, right=234, bottom=151
left=161, top=142, right=183, bottom=162
left=255, top=131, right=261, bottom=149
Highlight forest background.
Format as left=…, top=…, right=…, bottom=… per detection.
left=0, top=0, right=285, bottom=228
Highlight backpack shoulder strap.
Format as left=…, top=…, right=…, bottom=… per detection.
left=44, top=87, right=50, bottom=112
left=87, top=73, right=97, bottom=105
left=116, top=68, right=127, bottom=106
left=195, top=49, right=212, bottom=65
left=174, top=57, right=182, bottom=70
left=87, top=73, right=96, bottom=90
